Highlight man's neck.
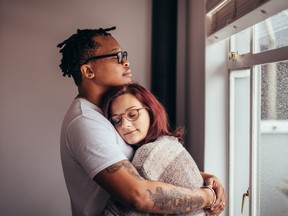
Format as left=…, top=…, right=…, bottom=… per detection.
left=77, top=85, right=108, bottom=107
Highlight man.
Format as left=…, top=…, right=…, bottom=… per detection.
left=57, top=27, right=226, bottom=216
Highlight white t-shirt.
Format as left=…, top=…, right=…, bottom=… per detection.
left=60, top=98, right=134, bottom=216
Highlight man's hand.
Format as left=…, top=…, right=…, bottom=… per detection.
left=201, top=172, right=227, bottom=215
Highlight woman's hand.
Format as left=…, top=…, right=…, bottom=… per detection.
left=201, top=173, right=227, bottom=215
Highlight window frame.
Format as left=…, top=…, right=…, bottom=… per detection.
left=227, top=9, right=288, bottom=215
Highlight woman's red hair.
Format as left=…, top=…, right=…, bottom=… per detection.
left=102, top=83, right=184, bottom=144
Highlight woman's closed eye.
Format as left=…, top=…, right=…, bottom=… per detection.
left=127, top=110, right=138, bottom=119
left=111, top=116, right=122, bottom=126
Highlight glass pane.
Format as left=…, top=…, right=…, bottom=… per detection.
left=229, top=70, right=250, bottom=216
left=261, top=61, right=288, bottom=120
left=254, top=9, right=288, bottom=53
left=231, top=28, right=250, bottom=55
left=256, top=60, right=288, bottom=216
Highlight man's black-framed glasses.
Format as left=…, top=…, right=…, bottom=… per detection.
left=110, top=107, right=147, bottom=127
left=83, top=51, right=128, bottom=64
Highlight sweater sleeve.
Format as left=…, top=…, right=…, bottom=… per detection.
left=103, top=136, right=205, bottom=216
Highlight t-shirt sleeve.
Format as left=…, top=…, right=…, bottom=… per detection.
left=66, top=114, right=128, bottom=179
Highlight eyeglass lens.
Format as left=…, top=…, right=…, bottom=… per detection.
left=118, top=51, right=128, bottom=63
left=111, top=108, right=141, bottom=126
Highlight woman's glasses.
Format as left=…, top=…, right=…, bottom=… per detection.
left=110, top=107, right=147, bottom=127
left=83, top=51, right=128, bottom=64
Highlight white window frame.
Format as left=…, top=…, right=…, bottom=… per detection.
left=206, top=1, right=288, bottom=215
left=228, top=9, right=288, bottom=216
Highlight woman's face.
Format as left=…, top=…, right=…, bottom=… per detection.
left=110, top=93, right=150, bottom=145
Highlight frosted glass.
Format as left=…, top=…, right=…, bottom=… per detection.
left=254, top=9, right=288, bottom=53
left=260, top=61, right=288, bottom=120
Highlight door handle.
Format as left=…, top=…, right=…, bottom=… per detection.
left=241, top=187, right=250, bottom=214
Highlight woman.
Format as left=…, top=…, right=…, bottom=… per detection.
left=102, top=83, right=221, bottom=216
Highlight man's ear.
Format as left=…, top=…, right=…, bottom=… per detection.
left=80, top=64, right=95, bottom=79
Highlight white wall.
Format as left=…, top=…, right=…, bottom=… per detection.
left=205, top=38, right=229, bottom=216
left=0, top=0, right=151, bottom=215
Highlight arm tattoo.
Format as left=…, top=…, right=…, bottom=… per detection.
left=147, top=187, right=204, bottom=213
left=106, top=161, right=143, bottom=180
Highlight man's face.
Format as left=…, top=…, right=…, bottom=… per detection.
left=88, top=35, right=132, bottom=87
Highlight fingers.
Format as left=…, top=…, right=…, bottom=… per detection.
left=204, top=177, right=227, bottom=215
left=206, top=200, right=225, bottom=215
left=213, top=188, right=227, bottom=213
left=208, top=201, right=225, bottom=215
left=204, top=178, right=214, bottom=188
left=213, top=183, right=226, bottom=207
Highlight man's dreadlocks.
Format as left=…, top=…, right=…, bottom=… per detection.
left=57, top=26, right=116, bottom=86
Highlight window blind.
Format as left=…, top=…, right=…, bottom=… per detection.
left=208, top=0, right=270, bottom=35
left=206, top=0, right=227, bottom=13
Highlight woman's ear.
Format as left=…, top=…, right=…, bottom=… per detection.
left=80, top=64, right=95, bottom=79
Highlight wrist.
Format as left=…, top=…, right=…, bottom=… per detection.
left=201, top=186, right=216, bottom=209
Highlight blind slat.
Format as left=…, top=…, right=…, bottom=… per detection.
left=209, top=0, right=270, bottom=35
left=206, top=0, right=227, bottom=13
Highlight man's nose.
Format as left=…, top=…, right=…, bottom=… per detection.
left=123, top=59, right=130, bottom=67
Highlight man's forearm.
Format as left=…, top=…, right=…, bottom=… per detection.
left=136, top=181, right=213, bottom=214
left=95, top=160, right=213, bottom=214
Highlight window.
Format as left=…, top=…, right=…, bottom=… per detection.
left=228, top=8, right=288, bottom=216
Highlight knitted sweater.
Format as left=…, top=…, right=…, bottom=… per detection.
left=104, top=136, right=205, bottom=216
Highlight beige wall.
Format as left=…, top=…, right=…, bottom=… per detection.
left=0, top=0, right=151, bottom=215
